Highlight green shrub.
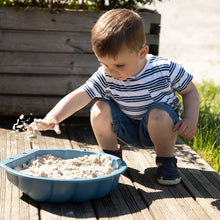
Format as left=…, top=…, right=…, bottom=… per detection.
left=0, top=0, right=162, bottom=10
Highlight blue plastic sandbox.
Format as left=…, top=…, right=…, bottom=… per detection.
left=0, top=149, right=127, bottom=202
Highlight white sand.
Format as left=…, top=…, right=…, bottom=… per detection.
left=15, top=154, right=114, bottom=179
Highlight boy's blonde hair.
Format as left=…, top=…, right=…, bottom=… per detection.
left=92, top=9, right=146, bottom=58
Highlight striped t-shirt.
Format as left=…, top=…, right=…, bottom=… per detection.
left=81, top=54, right=193, bottom=120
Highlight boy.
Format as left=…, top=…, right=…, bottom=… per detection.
left=29, top=9, right=200, bottom=185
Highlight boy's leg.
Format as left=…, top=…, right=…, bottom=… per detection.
left=140, top=104, right=181, bottom=185
left=90, top=100, right=119, bottom=151
left=147, top=108, right=177, bottom=157
left=90, top=99, right=141, bottom=159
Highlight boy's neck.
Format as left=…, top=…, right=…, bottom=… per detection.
left=135, top=57, right=148, bottom=77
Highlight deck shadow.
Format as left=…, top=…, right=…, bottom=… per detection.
left=18, top=166, right=220, bottom=218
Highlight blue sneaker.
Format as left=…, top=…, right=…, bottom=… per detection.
left=156, top=157, right=181, bottom=185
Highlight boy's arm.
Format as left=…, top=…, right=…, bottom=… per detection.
left=29, top=87, right=92, bottom=134
left=173, top=81, right=200, bottom=140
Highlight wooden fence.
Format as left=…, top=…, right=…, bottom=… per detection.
left=0, top=7, right=161, bottom=117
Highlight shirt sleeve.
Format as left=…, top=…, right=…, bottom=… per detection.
left=169, top=61, right=193, bottom=92
left=80, top=67, right=107, bottom=99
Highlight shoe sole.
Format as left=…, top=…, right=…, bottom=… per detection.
left=157, top=177, right=181, bottom=185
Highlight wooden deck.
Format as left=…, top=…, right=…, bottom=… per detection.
left=0, top=117, right=219, bottom=220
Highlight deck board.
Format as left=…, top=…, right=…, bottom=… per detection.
left=0, top=119, right=219, bottom=220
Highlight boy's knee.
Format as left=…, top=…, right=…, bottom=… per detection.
left=148, top=108, right=173, bottom=126
left=90, top=100, right=111, bottom=120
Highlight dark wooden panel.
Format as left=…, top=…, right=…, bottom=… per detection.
left=0, top=7, right=161, bottom=117
left=0, top=74, right=89, bottom=95
left=0, top=30, right=159, bottom=53
left=0, top=8, right=160, bottom=34
left=139, top=11, right=161, bottom=33
left=0, top=7, right=103, bottom=32
left=0, top=30, right=92, bottom=53
left=0, top=95, right=93, bottom=116
left=0, top=52, right=99, bottom=74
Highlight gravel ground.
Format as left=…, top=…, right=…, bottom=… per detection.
left=146, top=0, right=220, bottom=85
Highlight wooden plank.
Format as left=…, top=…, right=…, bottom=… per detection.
left=4, top=130, right=21, bottom=220
left=17, top=131, right=39, bottom=220
left=139, top=10, right=161, bottom=21
left=0, top=95, right=62, bottom=116
left=179, top=172, right=219, bottom=220
left=118, top=173, right=154, bottom=220
left=0, top=7, right=103, bottom=32
left=0, top=30, right=158, bottom=53
left=0, top=30, right=92, bottom=53
left=138, top=146, right=210, bottom=220
left=0, top=74, right=89, bottom=95
left=0, top=52, right=99, bottom=75
left=146, top=34, right=160, bottom=45
left=92, top=189, right=135, bottom=220
left=0, top=8, right=160, bottom=35
left=175, top=142, right=220, bottom=181
left=169, top=184, right=210, bottom=220
left=139, top=143, right=219, bottom=220
left=123, top=145, right=213, bottom=220
left=0, top=128, right=39, bottom=220
left=174, top=143, right=220, bottom=219
left=0, top=128, right=9, bottom=220
left=0, top=95, right=94, bottom=117
left=123, top=148, right=178, bottom=220
left=66, top=123, right=98, bottom=151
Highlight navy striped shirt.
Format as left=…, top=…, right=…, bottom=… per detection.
left=81, top=55, right=193, bottom=120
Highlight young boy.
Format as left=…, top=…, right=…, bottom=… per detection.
left=29, top=9, right=200, bottom=185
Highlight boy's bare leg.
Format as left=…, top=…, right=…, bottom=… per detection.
left=90, top=101, right=119, bottom=151
left=147, top=108, right=178, bottom=158
left=148, top=108, right=181, bottom=185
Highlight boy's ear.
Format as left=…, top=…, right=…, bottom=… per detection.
left=139, top=46, right=149, bottom=59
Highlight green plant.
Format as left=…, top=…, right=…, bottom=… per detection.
left=0, top=0, right=162, bottom=10
left=182, top=83, right=220, bottom=174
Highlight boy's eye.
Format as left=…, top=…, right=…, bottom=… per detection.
left=116, top=64, right=125, bottom=68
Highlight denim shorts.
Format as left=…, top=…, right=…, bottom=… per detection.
left=103, top=99, right=179, bottom=147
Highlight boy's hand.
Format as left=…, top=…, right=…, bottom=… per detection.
left=27, top=115, right=61, bottom=134
left=176, top=82, right=199, bottom=140
left=173, top=118, right=197, bottom=140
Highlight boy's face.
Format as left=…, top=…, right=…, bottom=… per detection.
left=96, top=46, right=148, bottom=81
